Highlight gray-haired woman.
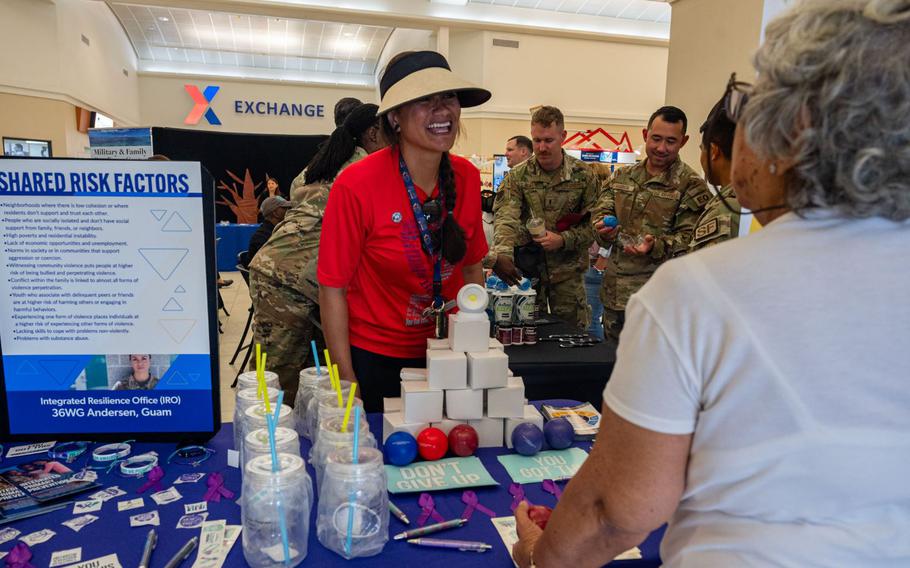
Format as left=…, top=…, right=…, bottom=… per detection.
left=514, top=1, right=910, bottom=566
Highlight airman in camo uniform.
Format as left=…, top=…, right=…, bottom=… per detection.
left=594, top=106, right=712, bottom=341
left=492, top=106, right=598, bottom=329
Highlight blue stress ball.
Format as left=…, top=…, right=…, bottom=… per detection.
left=544, top=418, right=575, bottom=450
left=384, top=431, right=418, bottom=466
left=602, top=215, right=618, bottom=228
left=511, top=423, right=544, bottom=456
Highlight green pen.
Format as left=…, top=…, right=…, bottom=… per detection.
left=393, top=518, right=466, bottom=540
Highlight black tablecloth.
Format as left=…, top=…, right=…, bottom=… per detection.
left=506, top=321, right=616, bottom=408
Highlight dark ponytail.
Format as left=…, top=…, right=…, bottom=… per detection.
left=439, top=152, right=467, bottom=265
left=304, top=103, right=379, bottom=184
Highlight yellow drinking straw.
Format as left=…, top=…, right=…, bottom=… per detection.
left=255, top=343, right=263, bottom=398
left=333, top=364, right=343, bottom=407
left=341, top=383, right=358, bottom=433
left=323, top=349, right=335, bottom=386
left=259, top=352, right=271, bottom=414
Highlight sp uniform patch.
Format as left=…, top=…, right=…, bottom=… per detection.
left=694, top=218, right=718, bottom=241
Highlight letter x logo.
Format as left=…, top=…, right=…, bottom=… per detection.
left=184, top=85, right=222, bottom=125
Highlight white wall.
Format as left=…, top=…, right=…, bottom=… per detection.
left=0, top=0, right=140, bottom=125
left=138, top=75, right=375, bottom=135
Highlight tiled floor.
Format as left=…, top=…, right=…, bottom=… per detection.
left=215, top=271, right=251, bottom=423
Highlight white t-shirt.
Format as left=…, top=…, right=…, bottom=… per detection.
left=604, top=211, right=910, bottom=567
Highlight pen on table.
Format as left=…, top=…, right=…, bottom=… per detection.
left=138, top=528, right=157, bottom=568
left=389, top=501, right=410, bottom=525
left=394, top=518, right=466, bottom=540
left=163, top=536, right=198, bottom=568
left=407, top=538, right=492, bottom=552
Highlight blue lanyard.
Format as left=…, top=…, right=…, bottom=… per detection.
left=398, top=153, right=444, bottom=309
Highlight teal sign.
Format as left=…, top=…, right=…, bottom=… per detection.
left=497, top=448, right=588, bottom=484
left=386, top=457, right=498, bottom=494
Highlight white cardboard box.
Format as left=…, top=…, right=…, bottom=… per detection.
left=400, top=368, right=428, bottom=381
left=489, top=338, right=505, bottom=351
left=427, top=349, right=467, bottom=390
left=468, top=416, right=504, bottom=448
left=382, top=411, right=428, bottom=443
left=427, top=338, right=449, bottom=351
left=467, top=350, right=509, bottom=389
left=486, top=376, right=525, bottom=418
left=444, top=388, right=485, bottom=420
left=402, top=380, right=444, bottom=423
left=383, top=397, right=402, bottom=413
left=447, top=313, right=491, bottom=353
left=430, top=418, right=467, bottom=436
left=505, top=405, right=545, bottom=449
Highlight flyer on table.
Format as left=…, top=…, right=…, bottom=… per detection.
left=0, top=158, right=216, bottom=435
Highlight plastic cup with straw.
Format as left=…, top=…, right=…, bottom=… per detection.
left=333, top=364, right=343, bottom=408
left=266, top=390, right=291, bottom=567
left=345, top=405, right=362, bottom=558
left=341, top=383, right=358, bottom=433
left=311, top=340, right=323, bottom=376
left=258, top=352, right=271, bottom=415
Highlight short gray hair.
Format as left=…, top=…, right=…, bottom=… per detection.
left=742, top=0, right=910, bottom=220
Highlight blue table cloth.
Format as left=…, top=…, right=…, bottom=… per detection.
left=215, top=223, right=259, bottom=272
left=0, top=401, right=664, bottom=566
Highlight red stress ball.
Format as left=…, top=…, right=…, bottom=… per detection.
left=528, top=505, right=553, bottom=530
left=417, top=427, right=449, bottom=461
left=448, top=424, right=479, bottom=457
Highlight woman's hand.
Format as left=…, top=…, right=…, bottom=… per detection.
left=513, top=501, right=545, bottom=568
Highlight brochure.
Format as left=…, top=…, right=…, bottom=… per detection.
left=0, top=459, right=99, bottom=523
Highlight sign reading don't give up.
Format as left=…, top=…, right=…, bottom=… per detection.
left=385, top=457, right=498, bottom=494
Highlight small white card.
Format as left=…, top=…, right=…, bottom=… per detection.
left=227, top=449, right=240, bottom=468
left=88, top=486, right=125, bottom=503
left=20, top=528, right=56, bottom=546
left=73, top=500, right=103, bottom=514
left=50, top=547, right=82, bottom=567
left=129, top=511, right=160, bottom=527
left=174, top=472, right=205, bottom=484
left=184, top=501, right=207, bottom=514
left=63, top=514, right=99, bottom=533
left=177, top=512, right=208, bottom=529
left=104, top=486, right=127, bottom=498
left=6, top=441, right=56, bottom=458
left=71, top=470, right=98, bottom=482
left=66, top=553, right=122, bottom=568
left=151, top=486, right=182, bottom=505
left=0, top=527, right=20, bottom=545
left=117, top=497, right=145, bottom=512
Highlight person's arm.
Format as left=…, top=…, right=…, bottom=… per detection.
left=319, top=285, right=356, bottom=382
left=649, top=176, right=712, bottom=260
left=461, top=262, right=483, bottom=286
left=514, top=406, right=692, bottom=567
left=592, top=175, right=620, bottom=246
left=491, top=171, right=526, bottom=260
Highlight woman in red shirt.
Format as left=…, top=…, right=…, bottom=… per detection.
left=318, top=51, right=491, bottom=411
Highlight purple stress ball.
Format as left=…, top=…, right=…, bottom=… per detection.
left=544, top=418, right=575, bottom=450
left=384, top=431, right=418, bottom=466
left=511, top=423, right=544, bottom=456
left=602, top=215, right=618, bottom=228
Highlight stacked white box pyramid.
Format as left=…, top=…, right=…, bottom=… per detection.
left=384, top=284, right=540, bottom=448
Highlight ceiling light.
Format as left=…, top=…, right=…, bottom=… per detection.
left=429, top=0, right=469, bottom=5
left=157, top=16, right=169, bottom=22
left=334, top=38, right=364, bottom=51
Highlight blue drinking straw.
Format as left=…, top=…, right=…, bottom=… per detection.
left=310, top=340, right=322, bottom=375
left=345, top=405, right=362, bottom=557
left=266, top=402, right=290, bottom=566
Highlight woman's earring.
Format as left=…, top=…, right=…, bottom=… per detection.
left=769, top=163, right=778, bottom=175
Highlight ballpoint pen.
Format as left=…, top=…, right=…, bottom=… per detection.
left=138, top=528, right=157, bottom=568
left=394, top=518, right=466, bottom=540
left=163, top=536, right=198, bottom=568
left=389, top=501, right=410, bottom=525
left=407, top=538, right=492, bottom=552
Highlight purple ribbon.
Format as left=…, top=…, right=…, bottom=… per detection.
left=136, top=466, right=165, bottom=494
left=416, top=493, right=445, bottom=527
left=542, top=479, right=562, bottom=501
left=5, top=542, right=34, bottom=568
left=460, top=490, right=496, bottom=521
left=203, top=472, right=235, bottom=503
left=509, top=483, right=529, bottom=512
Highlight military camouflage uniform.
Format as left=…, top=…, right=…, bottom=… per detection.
left=492, top=151, right=598, bottom=329
left=249, top=150, right=366, bottom=401
left=689, top=184, right=741, bottom=252
left=594, top=158, right=711, bottom=340
left=289, top=147, right=367, bottom=206
left=113, top=375, right=159, bottom=390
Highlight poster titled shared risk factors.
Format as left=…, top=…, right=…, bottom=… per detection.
left=0, top=158, right=214, bottom=435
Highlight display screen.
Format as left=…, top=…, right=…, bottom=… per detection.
left=0, top=158, right=220, bottom=440
left=3, top=138, right=51, bottom=158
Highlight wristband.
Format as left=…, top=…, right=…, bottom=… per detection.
left=92, top=442, right=132, bottom=462
left=48, top=441, right=90, bottom=463
left=119, top=454, right=158, bottom=477
left=167, top=445, right=215, bottom=467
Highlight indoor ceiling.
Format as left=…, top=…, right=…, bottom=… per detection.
left=468, top=0, right=670, bottom=23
